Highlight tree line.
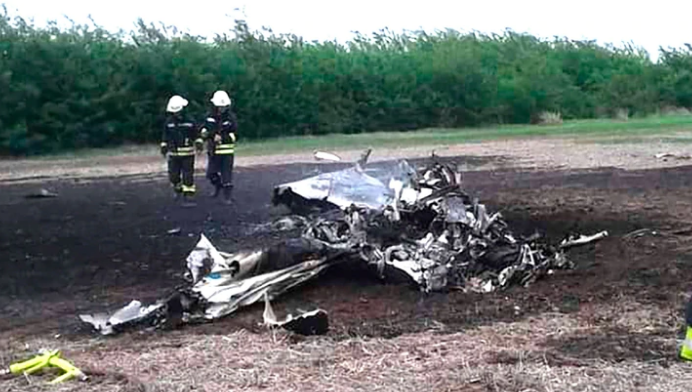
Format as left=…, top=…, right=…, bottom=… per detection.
left=1, top=7, right=691, bottom=155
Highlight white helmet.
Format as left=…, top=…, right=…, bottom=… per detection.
left=210, top=90, right=231, bottom=107
left=166, top=95, right=188, bottom=113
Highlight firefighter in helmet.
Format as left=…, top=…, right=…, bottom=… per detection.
left=160, top=95, right=203, bottom=206
left=200, top=90, right=238, bottom=204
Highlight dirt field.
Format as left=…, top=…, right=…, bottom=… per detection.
left=2, top=138, right=692, bottom=391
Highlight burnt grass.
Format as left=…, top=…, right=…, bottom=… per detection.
left=1, top=156, right=692, bottom=351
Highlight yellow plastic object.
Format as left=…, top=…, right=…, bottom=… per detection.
left=681, top=326, right=692, bottom=361
left=6, top=350, right=87, bottom=384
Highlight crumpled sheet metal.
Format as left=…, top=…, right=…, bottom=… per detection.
left=181, top=233, right=343, bottom=323
left=190, top=256, right=333, bottom=321
left=79, top=300, right=166, bottom=335
left=80, top=235, right=343, bottom=335
left=273, top=166, right=395, bottom=211
left=272, top=150, right=429, bottom=213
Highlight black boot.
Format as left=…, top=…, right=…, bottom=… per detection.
left=211, top=184, right=222, bottom=198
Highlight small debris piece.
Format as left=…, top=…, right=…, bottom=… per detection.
left=654, top=152, right=691, bottom=161
left=559, top=231, right=609, bottom=249
left=623, top=228, right=657, bottom=240
left=262, top=293, right=329, bottom=336
left=314, top=151, right=342, bottom=162
left=79, top=300, right=166, bottom=335
left=25, top=189, right=58, bottom=199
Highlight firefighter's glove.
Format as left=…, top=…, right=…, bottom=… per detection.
left=213, top=134, right=222, bottom=143
left=160, top=143, right=168, bottom=157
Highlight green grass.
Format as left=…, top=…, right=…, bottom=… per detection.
left=238, top=114, right=692, bottom=156
left=576, top=135, right=692, bottom=145
left=22, top=114, right=692, bottom=161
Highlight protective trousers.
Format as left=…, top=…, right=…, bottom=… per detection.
left=168, top=155, right=196, bottom=195
left=207, top=154, right=234, bottom=189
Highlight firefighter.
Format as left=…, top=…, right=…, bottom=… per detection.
left=200, top=90, right=238, bottom=204
left=160, top=95, right=203, bottom=206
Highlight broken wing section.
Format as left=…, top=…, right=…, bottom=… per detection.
left=187, top=256, right=334, bottom=321
left=180, top=234, right=347, bottom=321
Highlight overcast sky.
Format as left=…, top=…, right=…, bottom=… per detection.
left=3, top=1, right=690, bottom=60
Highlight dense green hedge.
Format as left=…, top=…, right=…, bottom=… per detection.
left=1, top=8, right=692, bottom=155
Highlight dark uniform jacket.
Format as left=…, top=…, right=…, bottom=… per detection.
left=161, top=114, right=202, bottom=156
left=200, top=110, right=238, bottom=155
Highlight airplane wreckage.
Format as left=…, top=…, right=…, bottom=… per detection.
left=80, top=150, right=608, bottom=336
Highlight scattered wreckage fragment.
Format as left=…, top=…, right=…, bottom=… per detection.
left=179, top=234, right=343, bottom=322
left=262, top=293, right=329, bottom=336
left=80, top=150, right=608, bottom=336
left=80, top=234, right=344, bottom=335
left=79, top=299, right=167, bottom=336
left=314, top=150, right=342, bottom=162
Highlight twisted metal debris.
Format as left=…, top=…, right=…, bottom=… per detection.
left=79, top=150, right=607, bottom=336
left=274, top=150, right=608, bottom=293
